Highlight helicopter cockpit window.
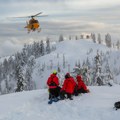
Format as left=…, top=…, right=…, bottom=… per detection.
left=29, top=19, right=38, bottom=24
left=34, top=20, right=39, bottom=23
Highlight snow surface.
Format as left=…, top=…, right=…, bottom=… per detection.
left=0, top=86, right=120, bottom=120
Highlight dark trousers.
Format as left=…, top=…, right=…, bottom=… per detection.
left=60, top=90, right=72, bottom=100
left=77, top=88, right=87, bottom=94
left=67, top=93, right=72, bottom=99
left=73, top=86, right=79, bottom=96
left=49, top=86, right=61, bottom=99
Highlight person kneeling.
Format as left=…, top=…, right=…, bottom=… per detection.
left=60, top=73, right=76, bottom=100
left=47, top=70, right=61, bottom=101
left=76, top=74, right=90, bottom=94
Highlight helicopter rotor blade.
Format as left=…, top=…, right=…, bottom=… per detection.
left=8, top=12, right=43, bottom=19
left=8, top=15, right=32, bottom=19
left=36, top=15, right=48, bottom=17
left=32, top=12, right=43, bottom=17
left=10, top=16, right=29, bottom=18
left=14, top=14, right=48, bottom=18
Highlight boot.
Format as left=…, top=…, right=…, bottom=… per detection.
left=69, top=97, right=73, bottom=100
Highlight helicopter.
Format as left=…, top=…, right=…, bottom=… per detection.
left=14, top=12, right=47, bottom=33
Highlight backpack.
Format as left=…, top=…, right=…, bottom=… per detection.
left=114, top=101, right=120, bottom=110
left=48, top=77, right=57, bottom=87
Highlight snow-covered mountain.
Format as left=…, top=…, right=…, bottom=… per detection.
left=33, top=38, right=120, bottom=89
left=0, top=37, right=120, bottom=120
left=1, top=37, right=120, bottom=94
left=0, top=85, right=120, bottom=120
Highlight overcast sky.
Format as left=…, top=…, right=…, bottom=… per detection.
left=0, top=0, right=120, bottom=57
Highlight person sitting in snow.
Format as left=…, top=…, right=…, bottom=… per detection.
left=60, top=73, right=76, bottom=100
left=76, top=74, right=90, bottom=94
left=47, top=70, right=61, bottom=100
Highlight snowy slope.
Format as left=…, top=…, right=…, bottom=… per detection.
left=0, top=86, right=120, bottom=120
left=33, top=39, right=117, bottom=89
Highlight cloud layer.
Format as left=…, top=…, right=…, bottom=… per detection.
left=0, top=0, right=120, bottom=57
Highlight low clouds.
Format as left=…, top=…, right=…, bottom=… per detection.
left=0, top=20, right=120, bottom=57
left=0, top=39, right=23, bottom=57
left=0, top=0, right=120, bottom=57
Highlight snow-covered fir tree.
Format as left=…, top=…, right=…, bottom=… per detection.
left=59, top=34, right=64, bottom=42
left=63, top=54, right=66, bottom=69
left=104, top=60, right=113, bottom=84
left=46, top=37, right=51, bottom=54
left=105, top=33, right=112, bottom=48
left=93, top=51, right=104, bottom=86
left=40, top=40, right=45, bottom=56
left=25, top=56, right=35, bottom=90
left=116, top=40, right=120, bottom=50
left=3, top=58, right=9, bottom=77
left=15, top=63, right=25, bottom=92
left=80, top=34, right=84, bottom=39
left=21, top=44, right=28, bottom=65
left=75, top=35, right=78, bottom=40
left=98, top=33, right=102, bottom=44
left=91, top=33, right=96, bottom=43
left=8, top=56, right=14, bottom=72
left=69, top=35, right=72, bottom=40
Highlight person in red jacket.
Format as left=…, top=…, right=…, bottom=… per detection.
left=76, top=74, right=90, bottom=94
left=47, top=70, right=61, bottom=100
left=60, top=73, right=76, bottom=100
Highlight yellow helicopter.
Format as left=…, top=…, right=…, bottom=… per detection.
left=15, top=12, right=47, bottom=33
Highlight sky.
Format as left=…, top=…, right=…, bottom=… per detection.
left=0, top=0, right=120, bottom=57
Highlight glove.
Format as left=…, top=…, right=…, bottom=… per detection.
left=87, top=89, right=90, bottom=93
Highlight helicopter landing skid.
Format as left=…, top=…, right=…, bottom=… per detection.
left=38, top=28, right=41, bottom=33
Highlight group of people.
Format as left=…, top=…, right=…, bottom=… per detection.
left=47, top=70, right=90, bottom=101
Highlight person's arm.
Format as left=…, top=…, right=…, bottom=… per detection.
left=47, top=77, right=51, bottom=86
left=82, top=82, right=90, bottom=92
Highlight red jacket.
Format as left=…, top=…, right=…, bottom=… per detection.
left=76, top=75, right=87, bottom=91
left=47, top=74, right=59, bottom=89
left=62, top=77, right=76, bottom=94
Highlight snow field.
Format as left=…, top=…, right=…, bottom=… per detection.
left=0, top=86, right=120, bottom=120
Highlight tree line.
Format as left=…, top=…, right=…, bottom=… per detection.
left=0, top=38, right=54, bottom=94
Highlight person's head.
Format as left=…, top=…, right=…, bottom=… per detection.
left=65, top=73, right=70, bottom=79
left=76, top=74, right=82, bottom=81
left=77, top=74, right=80, bottom=76
left=52, top=70, right=57, bottom=75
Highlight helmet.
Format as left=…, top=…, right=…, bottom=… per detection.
left=53, top=70, right=57, bottom=74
